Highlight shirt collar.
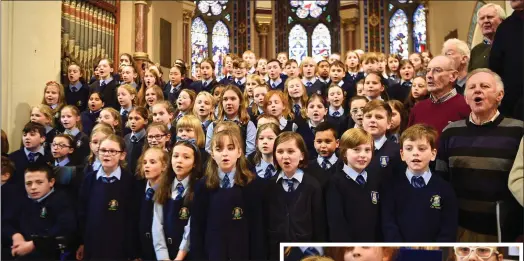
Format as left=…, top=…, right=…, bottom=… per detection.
left=258, top=107, right=265, bottom=114
left=337, top=80, right=345, bottom=87
left=101, top=77, right=113, bottom=85
left=120, top=106, right=132, bottom=115
left=218, top=168, right=236, bottom=187
left=145, top=180, right=160, bottom=191
left=278, top=116, right=288, bottom=130
left=93, top=158, right=102, bottom=171
left=45, top=125, right=53, bottom=134
left=50, top=104, right=58, bottom=110
left=132, top=129, right=146, bottom=141
left=329, top=106, right=344, bottom=116
left=317, top=153, right=338, bottom=166
left=248, top=67, right=256, bottom=74
left=406, top=168, right=432, bottom=185
left=456, top=76, right=467, bottom=87
left=374, top=135, right=387, bottom=150
left=270, top=78, right=282, bottom=87
left=318, top=77, right=329, bottom=84
left=96, top=166, right=122, bottom=181
left=483, top=37, right=492, bottom=45
left=235, top=77, right=246, bottom=84
left=172, top=176, right=190, bottom=197
left=67, top=127, right=80, bottom=137
left=202, top=79, right=212, bottom=86
left=24, top=147, right=45, bottom=157
left=430, top=88, right=457, bottom=104
left=469, top=110, right=500, bottom=125
left=343, top=164, right=368, bottom=182
left=55, top=157, right=70, bottom=167
left=308, top=119, right=323, bottom=129
left=299, top=247, right=324, bottom=256
left=400, top=79, right=412, bottom=85
left=70, top=81, right=83, bottom=91
left=276, top=168, right=304, bottom=183
left=33, top=188, right=55, bottom=203
left=256, top=159, right=276, bottom=178
left=223, top=115, right=240, bottom=122
left=302, top=77, right=317, bottom=86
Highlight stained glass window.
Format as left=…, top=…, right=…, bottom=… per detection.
left=197, top=0, right=228, bottom=16
left=389, top=9, right=408, bottom=59
left=288, top=24, right=308, bottom=64
left=290, top=0, right=329, bottom=19
left=312, top=23, right=331, bottom=62
left=191, top=17, right=208, bottom=78
left=413, top=4, right=427, bottom=52
left=212, top=21, right=230, bottom=80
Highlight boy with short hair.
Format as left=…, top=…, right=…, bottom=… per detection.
left=232, top=59, right=248, bottom=92
left=3, top=164, right=76, bottom=259
left=242, top=50, right=257, bottom=74
left=329, top=60, right=355, bottom=98
left=381, top=124, right=458, bottom=242
left=256, top=114, right=279, bottom=128
left=326, top=128, right=382, bottom=242
left=317, top=60, right=331, bottom=85
left=361, top=52, right=380, bottom=75
left=284, top=59, right=300, bottom=78
left=8, top=122, right=52, bottom=187
left=362, top=100, right=402, bottom=182
left=266, top=59, right=286, bottom=91
left=308, top=122, right=342, bottom=189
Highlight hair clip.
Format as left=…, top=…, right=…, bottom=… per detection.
left=176, top=136, right=198, bottom=150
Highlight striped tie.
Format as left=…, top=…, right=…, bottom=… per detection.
left=411, top=176, right=426, bottom=188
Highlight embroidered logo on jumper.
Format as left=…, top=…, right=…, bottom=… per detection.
left=371, top=191, right=379, bottom=204
left=232, top=207, right=243, bottom=220
left=40, top=207, right=47, bottom=218
left=179, top=207, right=189, bottom=220
left=380, top=156, right=389, bottom=167
left=77, top=100, right=82, bottom=107
left=430, top=195, right=441, bottom=209
left=76, top=140, right=82, bottom=148
left=108, top=199, right=119, bottom=211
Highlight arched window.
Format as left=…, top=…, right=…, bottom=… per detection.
left=286, top=0, right=339, bottom=64
left=388, top=1, right=427, bottom=59
left=191, top=0, right=232, bottom=80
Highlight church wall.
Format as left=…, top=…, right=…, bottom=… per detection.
left=1, top=1, right=62, bottom=151
left=119, top=1, right=135, bottom=55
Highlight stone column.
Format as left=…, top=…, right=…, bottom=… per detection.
left=182, top=10, right=193, bottom=65
left=344, top=17, right=358, bottom=51
left=256, top=22, right=270, bottom=59
left=133, top=0, right=149, bottom=76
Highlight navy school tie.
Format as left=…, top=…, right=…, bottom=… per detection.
left=222, top=174, right=231, bottom=188
left=71, top=86, right=77, bottom=92
left=304, top=247, right=320, bottom=256
left=285, top=178, right=295, bottom=192
left=306, top=82, right=312, bottom=88
left=332, top=111, right=341, bottom=117
left=356, top=174, right=366, bottom=187
left=122, top=110, right=128, bottom=118
left=175, top=183, right=185, bottom=200
left=145, top=188, right=155, bottom=201
left=130, top=135, right=139, bottom=143
left=321, top=158, right=330, bottom=170
left=101, top=176, right=117, bottom=184
left=411, top=176, right=426, bottom=188
left=28, top=152, right=38, bottom=163
left=264, top=164, right=275, bottom=179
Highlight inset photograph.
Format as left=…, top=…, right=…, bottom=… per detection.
left=281, top=245, right=522, bottom=261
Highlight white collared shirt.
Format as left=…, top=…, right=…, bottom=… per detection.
left=219, top=168, right=236, bottom=188
left=96, top=166, right=122, bottom=181
left=337, top=80, right=345, bottom=87
left=343, top=163, right=368, bottom=183
left=406, top=168, right=432, bottom=185
left=255, top=159, right=277, bottom=179
left=55, top=157, right=70, bottom=167
left=269, top=78, right=282, bottom=88
left=276, top=169, right=304, bottom=191
left=171, top=176, right=190, bottom=199
left=374, top=135, right=387, bottom=151
left=302, top=77, right=317, bottom=86
left=469, top=110, right=500, bottom=125
left=317, top=153, right=338, bottom=168
left=234, top=77, right=247, bottom=85
left=328, top=106, right=344, bottom=117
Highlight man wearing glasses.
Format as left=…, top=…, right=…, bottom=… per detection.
left=453, top=247, right=503, bottom=261
left=407, top=55, right=471, bottom=140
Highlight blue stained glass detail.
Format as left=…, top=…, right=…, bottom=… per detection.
left=225, top=14, right=230, bottom=21
left=212, top=20, right=229, bottom=81
left=288, top=24, right=308, bottom=64
left=389, top=9, right=408, bottom=59
left=191, top=17, right=208, bottom=78
left=413, top=4, right=427, bottom=52
left=389, top=3, right=394, bottom=11
left=312, top=23, right=331, bottom=62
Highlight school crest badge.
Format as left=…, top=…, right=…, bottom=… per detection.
left=40, top=207, right=47, bottom=218
left=179, top=207, right=189, bottom=220
left=76, top=140, right=82, bottom=148
left=108, top=199, right=119, bottom=211
left=77, top=100, right=82, bottom=107
left=430, top=195, right=441, bottom=209
left=371, top=191, right=379, bottom=204
left=380, top=156, right=389, bottom=167
left=316, top=90, right=322, bottom=95
left=232, top=207, right=243, bottom=220
left=54, top=112, right=60, bottom=119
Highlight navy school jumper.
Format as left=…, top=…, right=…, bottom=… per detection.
left=78, top=168, right=139, bottom=260
left=326, top=163, right=382, bottom=242
left=136, top=179, right=156, bottom=260
left=8, top=148, right=52, bottom=187
left=295, top=118, right=318, bottom=159
left=65, top=82, right=90, bottom=112
left=124, top=132, right=145, bottom=175
left=367, top=138, right=404, bottom=183
left=2, top=189, right=76, bottom=260
left=381, top=172, right=458, bottom=242
left=162, top=190, right=192, bottom=260
left=190, top=176, right=266, bottom=260
left=189, top=79, right=215, bottom=93
left=80, top=109, right=101, bottom=137
left=265, top=171, right=327, bottom=260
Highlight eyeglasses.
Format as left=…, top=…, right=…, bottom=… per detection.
left=51, top=143, right=71, bottom=149
left=454, top=247, right=497, bottom=259
left=99, top=148, right=123, bottom=156
left=426, top=67, right=455, bottom=74
left=147, top=134, right=166, bottom=140
left=351, top=107, right=365, bottom=115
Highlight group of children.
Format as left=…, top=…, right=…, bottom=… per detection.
left=2, top=48, right=464, bottom=261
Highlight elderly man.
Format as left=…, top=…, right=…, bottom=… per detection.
left=442, top=39, right=470, bottom=94
left=469, top=4, right=506, bottom=72
left=489, top=0, right=523, bottom=121
left=436, top=68, right=524, bottom=242
left=407, top=55, right=470, bottom=138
